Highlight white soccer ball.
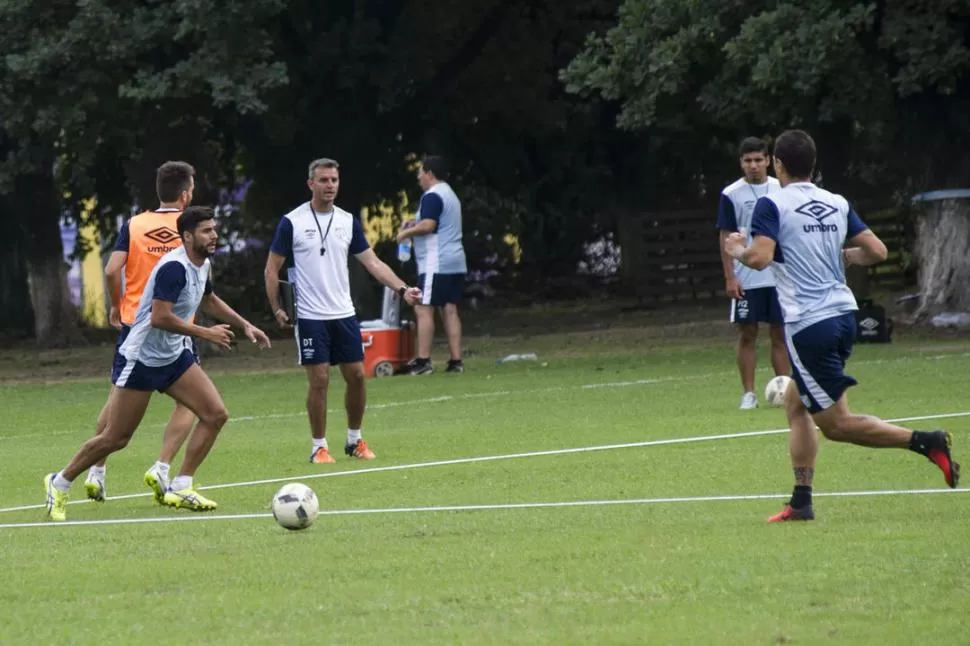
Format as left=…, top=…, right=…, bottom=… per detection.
left=271, top=482, right=320, bottom=531
left=764, top=375, right=793, bottom=408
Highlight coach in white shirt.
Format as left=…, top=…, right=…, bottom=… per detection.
left=265, top=158, right=421, bottom=464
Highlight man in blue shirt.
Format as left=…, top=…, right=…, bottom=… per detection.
left=724, top=130, right=959, bottom=522
left=396, top=156, right=467, bottom=375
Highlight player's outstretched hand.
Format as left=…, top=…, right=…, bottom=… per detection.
left=403, top=287, right=422, bottom=306
left=245, top=324, right=272, bottom=349
left=206, top=324, right=235, bottom=350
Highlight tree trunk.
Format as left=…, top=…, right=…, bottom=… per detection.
left=0, top=197, right=34, bottom=339
left=16, top=167, right=85, bottom=347
left=912, top=197, right=970, bottom=320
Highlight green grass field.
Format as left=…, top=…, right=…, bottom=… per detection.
left=0, top=322, right=968, bottom=645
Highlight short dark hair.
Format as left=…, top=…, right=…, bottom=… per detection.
left=739, top=137, right=769, bottom=157
left=421, top=155, right=449, bottom=180
left=773, top=130, right=816, bottom=179
left=308, top=157, right=339, bottom=179
left=177, top=206, right=215, bottom=238
left=156, top=161, right=195, bottom=203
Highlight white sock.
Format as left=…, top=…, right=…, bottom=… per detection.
left=170, top=475, right=193, bottom=491
left=88, top=466, right=106, bottom=481
left=312, top=437, right=328, bottom=451
left=52, top=472, right=72, bottom=492
left=347, top=428, right=362, bottom=446
left=154, top=461, right=171, bottom=479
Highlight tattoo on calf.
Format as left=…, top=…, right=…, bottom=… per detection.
left=794, top=466, right=815, bottom=486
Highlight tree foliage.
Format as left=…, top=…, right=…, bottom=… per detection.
left=563, top=0, right=970, bottom=192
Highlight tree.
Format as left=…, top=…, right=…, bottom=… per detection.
left=562, top=0, right=970, bottom=294
left=0, top=0, right=287, bottom=344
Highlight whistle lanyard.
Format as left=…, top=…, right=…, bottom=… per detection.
left=309, top=204, right=334, bottom=256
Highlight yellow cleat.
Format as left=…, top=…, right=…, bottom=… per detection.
left=84, top=477, right=106, bottom=503
left=163, top=488, right=217, bottom=511
left=44, top=473, right=69, bottom=521
left=144, top=468, right=168, bottom=505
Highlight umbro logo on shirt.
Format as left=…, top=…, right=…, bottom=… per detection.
left=304, top=229, right=317, bottom=239
left=145, top=226, right=180, bottom=253
left=796, top=200, right=839, bottom=233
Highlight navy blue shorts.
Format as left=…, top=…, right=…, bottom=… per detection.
left=112, top=349, right=196, bottom=392
left=786, top=313, right=858, bottom=413
left=730, top=286, right=783, bottom=325
left=418, top=272, right=465, bottom=306
left=295, top=316, right=364, bottom=366
left=112, top=326, right=200, bottom=381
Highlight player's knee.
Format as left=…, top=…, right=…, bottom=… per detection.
left=105, top=433, right=132, bottom=452
left=738, top=329, right=758, bottom=346
left=201, top=405, right=229, bottom=428
left=308, top=373, right=329, bottom=393
left=344, top=366, right=365, bottom=384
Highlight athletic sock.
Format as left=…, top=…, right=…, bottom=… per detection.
left=790, top=485, right=812, bottom=509
left=908, top=430, right=932, bottom=456
left=170, top=475, right=193, bottom=491
left=52, top=472, right=72, bottom=492
left=153, top=461, right=171, bottom=480
left=312, top=437, right=328, bottom=451
left=347, top=428, right=362, bottom=446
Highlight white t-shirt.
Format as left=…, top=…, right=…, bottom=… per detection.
left=120, top=247, right=211, bottom=366
left=716, top=177, right=782, bottom=290
left=751, top=182, right=869, bottom=334
left=270, top=203, right=370, bottom=321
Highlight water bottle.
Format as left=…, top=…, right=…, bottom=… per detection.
left=397, top=238, right=412, bottom=263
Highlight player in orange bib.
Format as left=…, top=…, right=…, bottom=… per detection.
left=83, top=161, right=200, bottom=504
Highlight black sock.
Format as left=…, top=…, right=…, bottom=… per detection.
left=416, top=357, right=430, bottom=365
left=790, top=485, right=812, bottom=509
left=908, top=430, right=932, bottom=456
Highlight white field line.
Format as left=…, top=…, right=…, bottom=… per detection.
left=1, top=410, right=966, bottom=515
left=0, top=487, right=965, bottom=530
left=4, top=350, right=969, bottom=441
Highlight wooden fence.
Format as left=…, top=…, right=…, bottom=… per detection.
left=618, top=205, right=913, bottom=302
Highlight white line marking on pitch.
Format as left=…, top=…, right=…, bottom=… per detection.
left=0, top=487, right=965, bottom=529
left=3, top=351, right=968, bottom=441
left=1, top=410, right=966, bottom=515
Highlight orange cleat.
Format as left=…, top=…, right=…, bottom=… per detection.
left=767, top=504, right=815, bottom=523
left=345, top=439, right=376, bottom=460
left=925, top=431, right=960, bottom=488
left=309, top=447, right=336, bottom=464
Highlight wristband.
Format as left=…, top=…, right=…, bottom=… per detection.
left=398, top=286, right=407, bottom=299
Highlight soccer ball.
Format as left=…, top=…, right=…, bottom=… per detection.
left=764, top=375, right=793, bottom=408
left=271, top=482, right=320, bottom=531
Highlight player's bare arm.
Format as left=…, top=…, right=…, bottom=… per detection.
left=718, top=230, right=743, bottom=299
left=843, top=230, right=888, bottom=267
left=264, top=251, right=291, bottom=328
left=354, top=248, right=422, bottom=305
left=150, top=298, right=235, bottom=350
left=104, top=250, right=128, bottom=329
left=201, top=293, right=272, bottom=348
left=725, top=232, right=775, bottom=271
left=395, top=218, right=436, bottom=243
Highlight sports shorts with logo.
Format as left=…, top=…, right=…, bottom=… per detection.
left=417, top=272, right=465, bottom=307
left=295, top=316, right=364, bottom=366
left=730, top=286, right=783, bottom=324
left=786, top=312, right=858, bottom=413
